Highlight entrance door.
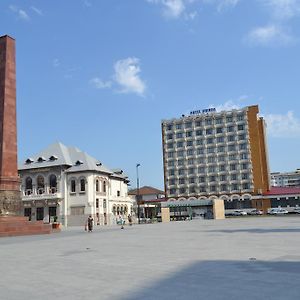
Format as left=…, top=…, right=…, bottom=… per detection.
left=36, top=207, right=44, bottom=221
left=48, top=206, right=57, bottom=222
left=24, top=208, right=32, bottom=221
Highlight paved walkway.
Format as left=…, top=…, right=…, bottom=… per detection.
left=1, top=216, right=300, bottom=300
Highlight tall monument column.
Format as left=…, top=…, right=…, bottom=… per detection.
left=0, top=35, right=21, bottom=215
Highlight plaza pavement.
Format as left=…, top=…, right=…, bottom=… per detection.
left=1, top=216, right=300, bottom=300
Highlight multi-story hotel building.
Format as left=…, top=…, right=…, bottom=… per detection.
left=161, top=105, right=270, bottom=212
left=271, top=169, right=300, bottom=187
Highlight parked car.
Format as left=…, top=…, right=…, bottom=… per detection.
left=248, top=209, right=263, bottom=215
left=232, top=210, right=248, bottom=216
left=268, top=208, right=289, bottom=215
left=293, top=207, right=300, bottom=214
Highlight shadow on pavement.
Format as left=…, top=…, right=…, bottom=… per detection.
left=123, top=260, right=300, bottom=300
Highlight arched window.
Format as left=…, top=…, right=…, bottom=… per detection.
left=112, top=206, right=116, bottom=215
left=37, top=175, right=45, bottom=194
left=96, top=179, right=99, bottom=192
left=49, top=174, right=57, bottom=193
left=117, top=206, right=120, bottom=215
left=80, top=178, right=86, bottom=192
left=71, top=179, right=76, bottom=193
left=103, top=181, right=106, bottom=193
left=25, top=177, right=32, bottom=195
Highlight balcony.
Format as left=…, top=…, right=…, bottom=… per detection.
left=22, top=188, right=62, bottom=200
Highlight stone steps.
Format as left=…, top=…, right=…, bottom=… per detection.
left=0, top=216, right=57, bottom=237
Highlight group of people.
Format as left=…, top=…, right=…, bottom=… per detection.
left=85, top=214, right=133, bottom=232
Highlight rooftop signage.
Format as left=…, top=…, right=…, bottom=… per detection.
left=190, top=107, right=216, bottom=115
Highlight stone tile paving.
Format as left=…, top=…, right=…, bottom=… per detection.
left=1, top=216, right=300, bottom=300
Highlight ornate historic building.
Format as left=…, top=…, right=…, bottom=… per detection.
left=18, top=142, right=133, bottom=226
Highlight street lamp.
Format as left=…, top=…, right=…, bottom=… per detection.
left=136, top=163, right=141, bottom=224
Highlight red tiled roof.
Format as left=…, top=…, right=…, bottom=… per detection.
left=128, top=186, right=165, bottom=196
left=263, top=186, right=300, bottom=196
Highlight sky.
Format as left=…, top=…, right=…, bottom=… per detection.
left=1, top=0, right=300, bottom=190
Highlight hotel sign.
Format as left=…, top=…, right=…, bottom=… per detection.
left=190, top=108, right=216, bottom=115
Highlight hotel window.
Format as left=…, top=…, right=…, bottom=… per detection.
left=208, top=166, right=215, bottom=173
left=176, top=132, right=183, bottom=138
left=188, top=168, right=195, bottom=174
left=169, top=179, right=175, bottom=185
left=217, top=136, right=224, bottom=143
left=80, top=179, right=86, bottom=192
left=221, top=184, right=227, bottom=192
left=220, top=175, right=226, bottom=181
left=167, top=124, right=173, bottom=130
left=178, top=169, right=185, bottom=175
left=219, top=165, right=226, bottom=172
left=238, top=134, right=246, bottom=140
left=216, top=127, right=223, bottom=134
left=239, top=143, right=247, bottom=150
left=229, top=154, right=236, bottom=161
left=186, top=131, right=192, bottom=138
left=230, top=164, right=237, bottom=171
left=242, top=173, right=249, bottom=180
left=241, top=163, right=248, bottom=170
left=198, top=167, right=205, bottom=173
left=197, top=148, right=204, bottom=155
left=185, top=122, right=192, bottom=128
left=228, top=135, right=235, bottom=142
left=168, top=169, right=175, bottom=176
left=207, top=147, right=214, bottom=154
left=169, top=188, right=176, bottom=194
left=227, top=126, right=234, bottom=133
left=238, top=124, right=245, bottom=131
left=215, top=118, right=223, bottom=124
left=167, top=143, right=173, bottom=149
left=196, top=139, right=203, bottom=145
left=208, top=157, right=215, bottom=163
left=179, top=178, right=185, bottom=184
left=242, top=183, right=250, bottom=190
left=232, top=184, right=238, bottom=191
left=187, top=140, right=193, bottom=147
left=178, top=159, right=184, bottom=166
left=217, top=146, right=225, bottom=152
left=178, top=150, right=184, bottom=157
left=198, top=157, right=204, bottom=164
left=177, top=141, right=184, bottom=148
left=188, top=158, right=194, bottom=165
left=205, top=119, right=213, bottom=125
left=195, top=120, right=202, bottom=127
left=240, top=153, right=248, bottom=160
left=189, top=177, right=195, bottom=184
left=199, top=176, right=205, bottom=183
left=231, top=174, right=237, bottom=180
left=226, top=116, right=233, bottom=122
left=228, top=145, right=236, bottom=151
left=206, top=128, right=213, bottom=135
left=189, top=187, right=196, bottom=193
left=209, top=175, right=216, bottom=182
left=167, top=134, right=173, bottom=140
left=168, top=161, right=174, bottom=167
left=103, top=181, right=106, bottom=193
left=237, top=114, right=244, bottom=121
left=218, top=155, right=225, bottom=162
left=210, top=185, right=216, bottom=192
left=179, top=188, right=186, bottom=194
left=200, top=186, right=206, bottom=192
left=187, top=149, right=194, bottom=156
left=176, top=123, right=182, bottom=130
left=168, top=152, right=174, bottom=158
left=196, top=130, right=203, bottom=136
left=207, top=138, right=214, bottom=144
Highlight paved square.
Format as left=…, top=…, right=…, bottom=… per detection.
left=1, top=216, right=300, bottom=299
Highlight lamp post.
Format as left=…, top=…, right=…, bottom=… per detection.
left=136, top=163, right=141, bottom=224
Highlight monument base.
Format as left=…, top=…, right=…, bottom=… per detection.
left=0, top=216, right=59, bottom=237
left=0, top=190, right=22, bottom=216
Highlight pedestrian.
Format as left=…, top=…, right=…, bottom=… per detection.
left=128, top=214, right=132, bottom=226
left=119, top=215, right=124, bottom=229
left=87, top=215, right=94, bottom=232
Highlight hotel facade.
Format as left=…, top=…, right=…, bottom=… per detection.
left=161, top=105, right=271, bottom=213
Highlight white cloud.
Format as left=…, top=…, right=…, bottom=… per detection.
left=31, top=6, right=43, bottom=16
left=9, top=5, right=30, bottom=21
left=147, top=0, right=186, bottom=18
left=261, top=0, right=300, bottom=20
left=213, top=100, right=241, bottom=112
left=245, top=24, right=295, bottom=46
left=264, top=111, right=300, bottom=137
left=113, top=57, right=146, bottom=96
left=89, top=78, right=112, bottom=89
left=202, top=0, right=240, bottom=12
left=52, top=58, right=60, bottom=68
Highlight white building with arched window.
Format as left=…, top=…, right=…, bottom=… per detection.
left=18, top=142, right=133, bottom=226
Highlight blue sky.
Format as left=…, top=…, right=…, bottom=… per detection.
left=1, top=0, right=300, bottom=190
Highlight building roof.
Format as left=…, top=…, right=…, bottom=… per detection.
left=18, top=142, right=128, bottom=181
left=263, top=187, right=300, bottom=196
left=128, top=186, right=165, bottom=196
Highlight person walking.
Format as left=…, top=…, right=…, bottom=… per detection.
left=128, top=214, right=132, bottom=226
left=87, top=215, right=94, bottom=232
left=119, top=215, right=124, bottom=229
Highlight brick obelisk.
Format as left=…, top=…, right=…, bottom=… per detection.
left=0, top=35, right=21, bottom=215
